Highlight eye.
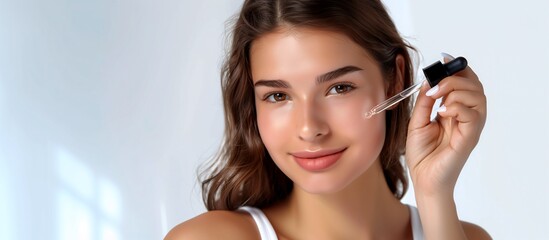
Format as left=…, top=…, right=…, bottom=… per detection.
left=264, top=92, right=289, bottom=103
left=328, top=83, right=355, bottom=95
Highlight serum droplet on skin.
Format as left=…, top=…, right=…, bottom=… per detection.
left=364, top=111, right=374, bottom=119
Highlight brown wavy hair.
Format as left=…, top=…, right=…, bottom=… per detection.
left=201, top=0, right=415, bottom=210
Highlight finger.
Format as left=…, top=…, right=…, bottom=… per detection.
left=437, top=104, right=480, bottom=124
left=438, top=103, right=484, bottom=142
left=426, top=76, right=484, bottom=100
left=441, top=90, right=487, bottom=112
left=409, top=82, right=437, bottom=129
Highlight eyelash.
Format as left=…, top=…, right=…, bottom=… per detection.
left=262, top=82, right=357, bottom=103
left=262, top=92, right=290, bottom=103
left=326, top=82, right=357, bottom=95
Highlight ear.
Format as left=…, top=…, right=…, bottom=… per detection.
left=385, top=54, right=405, bottom=110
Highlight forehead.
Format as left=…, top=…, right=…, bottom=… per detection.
left=249, top=27, right=376, bottom=81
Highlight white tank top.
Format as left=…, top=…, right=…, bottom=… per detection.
left=238, top=205, right=424, bottom=240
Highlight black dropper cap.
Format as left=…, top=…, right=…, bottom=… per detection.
left=422, top=56, right=468, bottom=87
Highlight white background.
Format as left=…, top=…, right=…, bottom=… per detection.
left=0, top=0, right=547, bottom=239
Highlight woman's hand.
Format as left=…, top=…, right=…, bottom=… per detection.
left=406, top=54, right=487, bottom=198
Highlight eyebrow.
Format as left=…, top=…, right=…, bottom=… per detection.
left=316, top=65, right=363, bottom=84
left=254, top=65, right=363, bottom=88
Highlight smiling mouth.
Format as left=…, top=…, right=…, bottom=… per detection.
left=291, top=148, right=346, bottom=171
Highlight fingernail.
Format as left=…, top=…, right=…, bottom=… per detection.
left=437, top=105, right=447, bottom=112
left=441, top=52, right=455, bottom=62
left=426, top=85, right=439, bottom=96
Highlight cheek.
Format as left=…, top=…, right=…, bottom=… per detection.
left=256, top=103, right=293, bottom=152
left=326, top=96, right=386, bottom=150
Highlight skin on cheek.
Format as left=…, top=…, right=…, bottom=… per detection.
left=327, top=97, right=386, bottom=164
left=257, top=104, right=306, bottom=187
left=323, top=80, right=387, bottom=145
left=256, top=102, right=294, bottom=155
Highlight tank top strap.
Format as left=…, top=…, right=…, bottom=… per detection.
left=407, top=205, right=425, bottom=240
left=238, top=206, right=278, bottom=240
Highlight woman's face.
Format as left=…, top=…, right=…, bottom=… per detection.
left=251, top=27, right=388, bottom=194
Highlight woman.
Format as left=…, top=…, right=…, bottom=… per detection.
left=166, top=0, right=490, bottom=239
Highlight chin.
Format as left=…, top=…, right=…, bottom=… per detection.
left=295, top=175, right=356, bottom=195
left=291, top=158, right=379, bottom=195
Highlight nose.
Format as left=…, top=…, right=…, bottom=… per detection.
left=296, top=101, right=329, bottom=142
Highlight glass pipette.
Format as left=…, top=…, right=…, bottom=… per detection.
left=364, top=80, right=425, bottom=118
left=364, top=56, right=468, bottom=119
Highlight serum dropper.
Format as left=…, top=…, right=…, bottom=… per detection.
left=364, top=56, right=468, bottom=119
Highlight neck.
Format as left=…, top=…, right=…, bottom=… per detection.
left=265, top=161, right=411, bottom=239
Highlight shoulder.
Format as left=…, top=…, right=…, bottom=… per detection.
left=460, top=221, right=492, bottom=240
left=164, top=210, right=259, bottom=240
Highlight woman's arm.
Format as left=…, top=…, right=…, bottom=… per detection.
left=415, top=193, right=491, bottom=239
left=406, top=53, right=490, bottom=240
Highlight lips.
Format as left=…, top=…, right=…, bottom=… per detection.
left=291, top=147, right=346, bottom=171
